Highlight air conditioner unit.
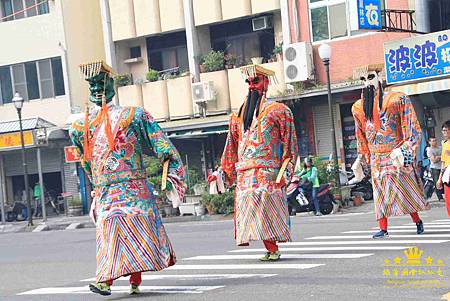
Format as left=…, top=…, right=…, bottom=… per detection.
left=252, top=16, right=272, bottom=31
left=283, top=42, right=314, bottom=83
left=192, top=81, right=214, bottom=116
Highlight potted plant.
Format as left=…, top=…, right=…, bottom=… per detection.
left=68, top=196, right=83, bottom=216
left=114, top=73, right=132, bottom=87
left=273, top=42, right=283, bottom=61
left=202, top=50, right=225, bottom=72
left=224, top=53, right=237, bottom=69
left=146, top=69, right=159, bottom=82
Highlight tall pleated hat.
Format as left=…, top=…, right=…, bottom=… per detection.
left=353, top=63, right=385, bottom=80
left=239, top=64, right=278, bottom=85
left=79, top=60, right=115, bottom=161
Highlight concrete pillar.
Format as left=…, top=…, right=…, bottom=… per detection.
left=0, top=155, right=6, bottom=224
left=415, top=0, right=430, bottom=33
left=183, top=0, right=201, bottom=82
left=280, top=0, right=291, bottom=45
left=37, top=148, right=47, bottom=221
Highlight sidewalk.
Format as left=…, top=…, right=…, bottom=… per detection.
left=0, top=212, right=231, bottom=234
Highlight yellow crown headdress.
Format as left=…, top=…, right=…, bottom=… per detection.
left=239, top=64, right=278, bottom=85
left=79, top=60, right=115, bottom=161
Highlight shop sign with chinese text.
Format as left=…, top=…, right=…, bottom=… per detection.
left=384, top=30, right=450, bottom=84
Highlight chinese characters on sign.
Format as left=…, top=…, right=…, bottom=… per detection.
left=64, top=146, right=81, bottom=163
left=0, top=131, right=34, bottom=150
left=357, top=0, right=382, bottom=30
left=384, top=30, right=450, bottom=84
left=383, top=247, right=446, bottom=288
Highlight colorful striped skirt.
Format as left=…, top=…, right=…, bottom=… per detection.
left=235, top=168, right=291, bottom=246
left=371, top=153, right=428, bottom=220
left=95, top=209, right=175, bottom=283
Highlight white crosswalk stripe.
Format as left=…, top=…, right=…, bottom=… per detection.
left=18, top=218, right=450, bottom=297
left=306, top=234, right=450, bottom=239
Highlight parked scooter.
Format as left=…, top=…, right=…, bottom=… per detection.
left=346, top=171, right=374, bottom=200
left=287, top=177, right=335, bottom=216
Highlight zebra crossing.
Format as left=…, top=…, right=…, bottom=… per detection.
left=18, top=217, right=450, bottom=297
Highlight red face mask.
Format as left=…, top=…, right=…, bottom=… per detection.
left=246, top=75, right=269, bottom=95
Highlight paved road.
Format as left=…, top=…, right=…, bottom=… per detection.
left=1, top=207, right=450, bottom=301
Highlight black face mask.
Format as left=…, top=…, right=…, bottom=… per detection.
left=362, top=82, right=383, bottom=121
left=239, top=89, right=262, bottom=132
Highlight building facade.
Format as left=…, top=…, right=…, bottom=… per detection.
left=0, top=0, right=105, bottom=219
left=104, top=0, right=288, bottom=178
left=281, top=0, right=450, bottom=170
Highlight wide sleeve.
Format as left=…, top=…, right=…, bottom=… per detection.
left=275, top=104, right=299, bottom=184
left=139, top=109, right=186, bottom=207
left=221, top=114, right=240, bottom=185
left=352, top=103, right=371, bottom=164
left=397, top=94, right=422, bottom=155
left=68, top=121, right=92, bottom=181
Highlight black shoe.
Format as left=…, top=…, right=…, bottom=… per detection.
left=372, top=230, right=389, bottom=239
left=416, top=220, right=424, bottom=234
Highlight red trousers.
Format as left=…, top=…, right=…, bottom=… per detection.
left=378, top=212, right=421, bottom=231
left=105, top=272, right=142, bottom=286
left=263, top=240, right=279, bottom=253
left=445, top=184, right=450, bottom=216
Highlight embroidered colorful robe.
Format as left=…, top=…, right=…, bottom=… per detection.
left=352, top=92, right=428, bottom=220
left=221, top=100, right=298, bottom=246
left=69, top=105, right=185, bottom=283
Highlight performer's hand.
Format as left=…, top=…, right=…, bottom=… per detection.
left=436, top=179, right=443, bottom=190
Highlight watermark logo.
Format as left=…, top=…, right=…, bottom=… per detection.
left=383, top=247, right=446, bottom=288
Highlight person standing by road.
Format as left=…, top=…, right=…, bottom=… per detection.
left=426, top=136, right=444, bottom=201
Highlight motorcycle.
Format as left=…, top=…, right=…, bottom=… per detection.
left=347, top=172, right=374, bottom=201
left=287, top=177, right=335, bottom=216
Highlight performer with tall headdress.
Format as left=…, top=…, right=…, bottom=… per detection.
left=69, top=61, right=185, bottom=296
left=221, top=65, right=298, bottom=261
left=352, top=64, right=427, bottom=239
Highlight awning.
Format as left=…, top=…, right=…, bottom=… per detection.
left=0, top=117, right=55, bottom=134
left=388, top=78, right=450, bottom=96
left=168, top=128, right=228, bottom=139
left=159, top=115, right=230, bottom=132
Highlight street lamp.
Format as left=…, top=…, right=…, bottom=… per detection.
left=318, top=43, right=341, bottom=195
left=12, top=92, right=33, bottom=226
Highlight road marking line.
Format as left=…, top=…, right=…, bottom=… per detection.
left=183, top=254, right=374, bottom=260
left=279, top=240, right=449, bottom=246
left=343, top=229, right=450, bottom=234
left=371, top=225, right=450, bottom=229
left=18, top=286, right=225, bottom=295
left=229, top=246, right=409, bottom=253
left=80, top=274, right=277, bottom=282
left=306, top=234, right=450, bottom=240
left=167, top=264, right=324, bottom=270
left=403, top=222, right=450, bottom=225
left=433, top=219, right=450, bottom=222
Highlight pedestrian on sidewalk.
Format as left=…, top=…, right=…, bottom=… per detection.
left=69, top=61, right=185, bottom=296
left=352, top=64, right=427, bottom=239
left=221, top=64, right=298, bottom=262
left=426, top=136, right=444, bottom=201
left=437, top=120, right=450, bottom=215
left=295, top=157, right=322, bottom=216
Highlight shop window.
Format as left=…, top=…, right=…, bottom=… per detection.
left=129, top=46, right=141, bottom=59
left=429, top=0, right=450, bottom=31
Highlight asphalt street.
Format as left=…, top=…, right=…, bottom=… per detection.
left=1, top=206, right=450, bottom=301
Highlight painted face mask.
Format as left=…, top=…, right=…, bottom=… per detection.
left=360, top=71, right=380, bottom=88
left=87, top=71, right=116, bottom=106
left=360, top=70, right=383, bottom=121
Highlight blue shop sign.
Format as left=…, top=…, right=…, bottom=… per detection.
left=357, top=0, right=382, bottom=30
left=384, top=30, right=450, bottom=84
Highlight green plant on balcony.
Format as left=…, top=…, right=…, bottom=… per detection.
left=224, top=53, right=237, bottom=69
left=114, top=73, right=132, bottom=87
left=146, top=69, right=160, bottom=82
left=272, top=42, right=283, bottom=61
left=202, top=50, right=225, bottom=72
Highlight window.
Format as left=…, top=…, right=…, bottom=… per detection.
left=146, top=31, right=189, bottom=72
left=0, top=0, right=49, bottom=22
left=129, top=46, right=141, bottom=59
left=0, top=57, right=65, bottom=105
left=309, top=0, right=379, bottom=42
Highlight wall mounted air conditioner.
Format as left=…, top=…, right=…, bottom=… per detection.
left=252, top=16, right=273, bottom=31
left=283, top=42, right=314, bottom=83
left=192, top=81, right=214, bottom=116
